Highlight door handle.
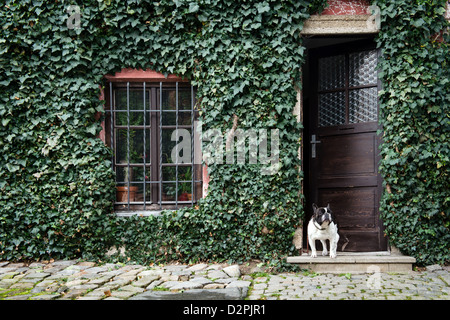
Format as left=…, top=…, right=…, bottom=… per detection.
left=310, top=134, right=321, bottom=159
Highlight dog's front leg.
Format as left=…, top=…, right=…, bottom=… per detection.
left=309, top=237, right=317, bottom=258
left=330, top=234, right=339, bottom=259
left=320, top=240, right=328, bottom=256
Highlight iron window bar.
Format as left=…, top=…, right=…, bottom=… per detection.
left=143, top=81, right=146, bottom=210
left=159, top=81, right=162, bottom=210
left=106, top=81, right=201, bottom=211
left=127, top=82, right=130, bottom=210
left=175, top=82, right=179, bottom=210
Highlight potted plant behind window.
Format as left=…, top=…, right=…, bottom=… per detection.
left=178, top=167, right=192, bottom=201
left=178, top=184, right=192, bottom=201
left=115, top=107, right=143, bottom=204
left=116, top=165, right=138, bottom=203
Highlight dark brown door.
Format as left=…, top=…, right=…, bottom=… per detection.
left=307, top=40, right=387, bottom=252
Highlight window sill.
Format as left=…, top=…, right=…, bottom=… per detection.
left=115, top=210, right=174, bottom=217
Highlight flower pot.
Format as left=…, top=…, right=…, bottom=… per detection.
left=178, top=192, right=192, bottom=201
left=162, top=193, right=170, bottom=201
left=116, top=186, right=138, bottom=202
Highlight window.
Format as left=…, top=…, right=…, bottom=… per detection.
left=105, top=81, right=202, bottom=211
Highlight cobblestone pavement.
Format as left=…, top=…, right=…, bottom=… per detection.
left=0, top=260, right=449, bottom=300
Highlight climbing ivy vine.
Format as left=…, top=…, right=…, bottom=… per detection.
left=0, top=0, right=326, bottom=266
left=375, top=0, right=449, bottom=265
left=0, top=0, right=448, bottom=266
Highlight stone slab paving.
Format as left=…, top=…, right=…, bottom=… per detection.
left=0, top=260, right=448, bottom=300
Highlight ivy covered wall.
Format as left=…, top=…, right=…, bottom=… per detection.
left=376, top=0, right=449, bottom=265
left=0, top=0, right=326, bottom=266
left=0, top=0, right=448, bottom=266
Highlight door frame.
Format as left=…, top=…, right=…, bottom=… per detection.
left=302, top=38, right=388, bottom=252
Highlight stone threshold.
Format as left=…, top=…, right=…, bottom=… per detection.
left=286, top=251, right=416, bottom=274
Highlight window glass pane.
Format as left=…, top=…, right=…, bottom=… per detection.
left=161, top=88, right=192, bottom=110
left=161, top=128, right=192, bottom=164
left=178, top=182, right=192, bottom=201
left=349, top=50, right=378, bottom=87
left=116, top=166, right=146, bottom=182
left=115, top=129, right=128, bottom=163
left=133, top=183, right=145, bottom=202
left=114, top=89, right=150, bottom=110
left=115, top=112, right=149, bottom=126
left=162, top=111, right=192, bottom=125
left=162, top=111, right=176, bottom=125
left=318, top=91, right=346, bottom=127
left=161, top=129, right=175, bottom=163
left=161, top=89, right=176, bottom=110
left=161, top=182, right=192, bottom=202
left=178, top=166, right=193, bottom=181
left=318, top=54, right=346, bottom=91
left=349, top=87, right=378, bottom=123
left=178, top=89, right=192, bottom=110
left=178, top=111, right=192, bottom=125
left=162, top=166, right=192, bottom=182
left=115, top=129, right=150, bottom=164
left=162, top=166, right=176, bottom=182
left=162, top=183, right=176, bottom=201
left=116, top=183, right=140, bottom=203
left=144, top=181, right=153, bottom=203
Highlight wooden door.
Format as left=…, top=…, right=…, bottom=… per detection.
left=307, top=40, right=387, bottom=252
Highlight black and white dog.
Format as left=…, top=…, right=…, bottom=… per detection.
left=307, top=203, right=339, bottom=258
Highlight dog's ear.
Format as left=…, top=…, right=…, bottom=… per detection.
left=312, top=203, right=318, bottom=212
left=326, top=203, right=331, bottom=210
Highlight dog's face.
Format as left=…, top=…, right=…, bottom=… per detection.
left=312, top=203, right=333, bottom=228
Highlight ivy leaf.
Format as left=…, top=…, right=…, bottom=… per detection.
left=6, top=163, right=20, bottom=173
left=275, top=104, right=284, bottom=115
left=188, top=3, right=199, bottom=13
left=256, top=2, right=270, bottom=14
left=412, top=18, right=425, bottom=27
left=86, top=125, right=98, bottom=135
left=1, top=118, right=11, bottom=126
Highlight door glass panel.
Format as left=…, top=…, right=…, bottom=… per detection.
left=318, top=49, right=378, bottom=127
left=318, top=54, right=346, bottom=91
left=318, top=91, right=346, bottom=127
left=349, top=87, right=378, bottom=123
left=349, top=50, right=377, bottom=87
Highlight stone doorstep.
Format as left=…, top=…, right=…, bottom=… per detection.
left=286, top=252, right=416, bottom=274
